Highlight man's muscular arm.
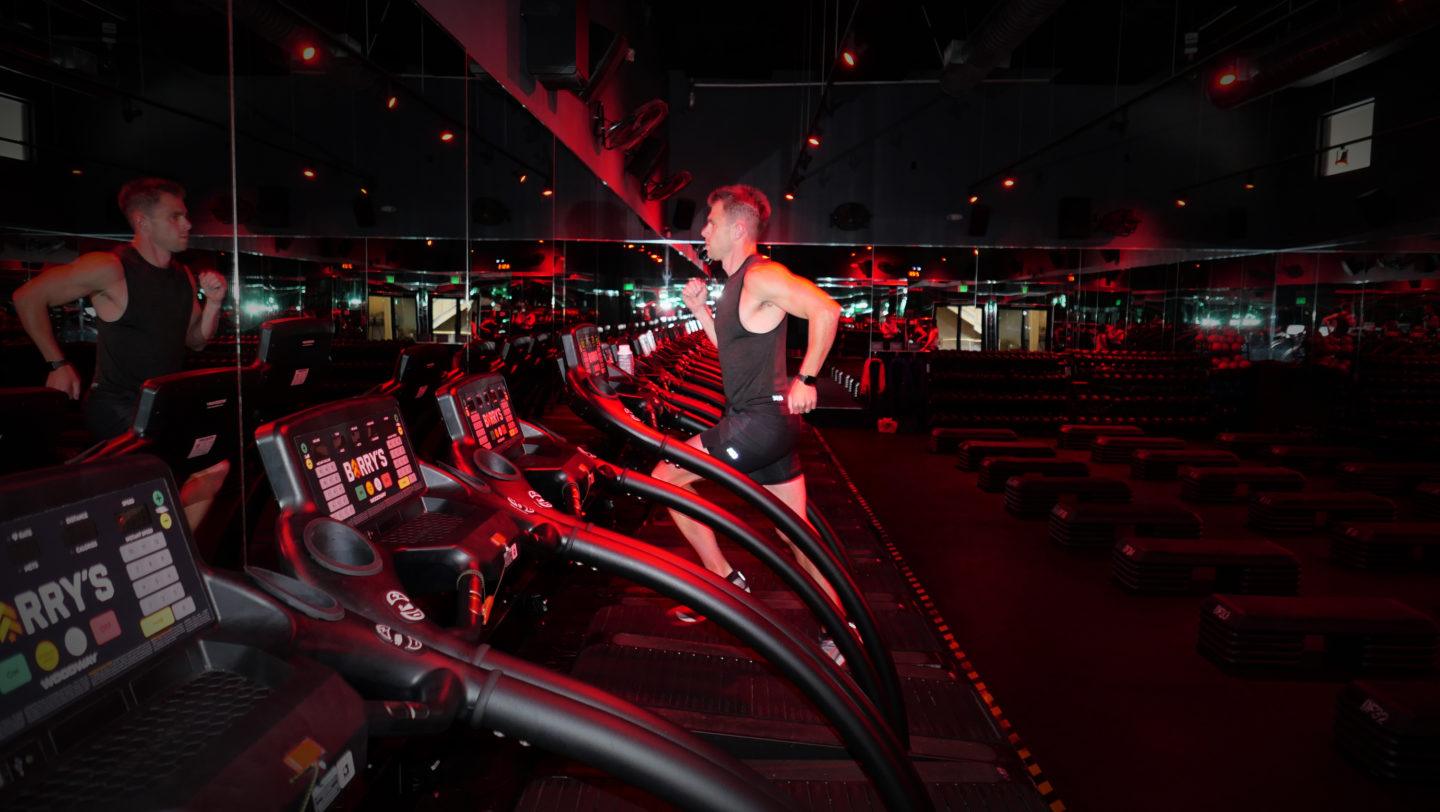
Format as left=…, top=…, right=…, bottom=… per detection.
left=682, top=277, right=719, bottom=347
left=186, top=270, right=227, bottom=350
left=12, top=253, right=124, bottom=398
left=745, top=264, right=840, bottom=414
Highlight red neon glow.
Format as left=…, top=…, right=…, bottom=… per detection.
left=439, top=130, right=456, bottom=143
left=842, top=51, right=856, bottom=67
left=1242, top=182, right=1256, bottom=191
left=807, top=135, right=821, bottom=147
left=386, top=96, right=399, bottom=110
left=541, top=188, right=554, bottom=197
left=968, top=194, right=980, bottom=205
left=1001, top=177, right=1016, bottom=189
left=784, top=192, right=795, bottom=201
left=302, top=168, right=317, bottom=180
left=1174, top=198, right=1188, bottom=208
left=300, top=45, right=317, bottom=62
left=1217, top=70, right=1237, bottom=87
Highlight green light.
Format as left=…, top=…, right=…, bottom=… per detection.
left=623, top=282, right=635, bottom=291
left=1115, top=298, right=1123, bottom=307
left=1021, top=285, right=1029, bottom=294
left=1295, top=296, right=1308, bottom=305
left=959, top=284, right=969, bottom=293
left=1058, top=294, right=1067, bottom=307
left=385, top=275, right=395, bottom=284
left=450, top=275, right=461, bottom=285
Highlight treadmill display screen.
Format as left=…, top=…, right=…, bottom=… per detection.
left=639, top=331, right=656, bottom=356
left=573, top=328, right=607, bottom=378
left=459, top=377, right=522, bottom=453
left=0, top=477, right=214, bottom=745
left=294, top=411, right=416, bottom=523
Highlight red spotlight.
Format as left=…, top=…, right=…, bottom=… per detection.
left=359, top=186, right=368, bottom=196
left=300, top=44, right=317, bottom=62
left=439, top=130, right=455, bottom=143
left=1217, top=70, right=1237, bottom=87
left=302, top=167, right=317, bottom=180
left=842, top=50, right=856, bottom=67
left=425, top=239, right=434, bottom=247
left=1242, top=181, right=1256, bottom=191
left=541, top=188, right=554, bottom=197
left=1174, top=198, right=1188, bottom=208
left=807, top=135, right=821, bottom=148
left=968, top=194, right=980, bottom=205
left=386, top=96, right=399, bottom=110
left=517, top=173, right=528, bottom=184
left=69, top=168, right=83, bottom=176
left=1001, top=177, right=1016, bottom=189
left=784, top=192, right=795, bottom=201
left=973, top=248, right=980, bottom=257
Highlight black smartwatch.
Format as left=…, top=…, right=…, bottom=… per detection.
left=796, top=373, right=818, bottom=386
left=48, top=358, right=71, bottom=371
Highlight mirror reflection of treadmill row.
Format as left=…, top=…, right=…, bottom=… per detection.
left=295, top=412, right=416, bottom=522
left=1, top=474, right=212, bottom=743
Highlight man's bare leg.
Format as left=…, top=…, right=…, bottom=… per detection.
left=649, top=434, right=737, bottom=578
left=763, top=474, right=843, bottom=613
left=180, top=460, right=231, bottom=530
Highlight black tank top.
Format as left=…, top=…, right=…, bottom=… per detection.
left=92, top=245, right=194, bottom=398
left=714, top=255, right=789, bottom=411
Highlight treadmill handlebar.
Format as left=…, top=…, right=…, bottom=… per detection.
left=209, top=562, right=791, bottom=810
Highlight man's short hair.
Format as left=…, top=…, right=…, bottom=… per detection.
left=707, top=184, right=771, bottom=239
left=117, top=178, right=185, bottom=224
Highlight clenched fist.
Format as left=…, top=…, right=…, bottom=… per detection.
left=682, top=277, right=708, bottom=312
left=198, top=270, right=227, bottom=302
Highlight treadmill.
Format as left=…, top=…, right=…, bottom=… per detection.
left=252, top=394, right=928, bottom=808
left=429, top=366, right=1046, bottom=809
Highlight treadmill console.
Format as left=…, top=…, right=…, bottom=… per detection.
left=291, top=411, right=418, bottom=523
left=437, top=373, right=598, bottom=514
left=638, top=331, right=656, bottom=357
left=562, top=325, right=609, bottom=379
left=437, top=374, right=523, bottom=455
left=0, top=461, right=213, bottom=745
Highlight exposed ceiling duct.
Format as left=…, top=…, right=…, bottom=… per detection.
left=1208, top=0, right=1440, bottom=109
left=940, top=0, right=1067, bottom=97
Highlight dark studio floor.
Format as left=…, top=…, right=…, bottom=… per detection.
left=819, top=427, right=1438, bottom=812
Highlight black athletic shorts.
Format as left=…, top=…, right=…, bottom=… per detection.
left=83, top=387, right=137, bottom=442
left=699, top=401, right=803, bottom=485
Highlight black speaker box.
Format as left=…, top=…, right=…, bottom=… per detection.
left=523, top=0, right=589, bottom=91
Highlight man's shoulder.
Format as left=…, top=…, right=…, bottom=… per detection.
left=743, top=258, right=796, bottom=290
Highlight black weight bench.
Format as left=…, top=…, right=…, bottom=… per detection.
left=1049, top=500, right=1202, bottom=547
left=1335, top=680, right=1440, bottom=782
left=1248, top=491, right=1397, bottom=534
left=1330, top=522, right=1440, bottom=570
left=1180, top=466, right=1308, bottom=503
left=1058, top=423, right=1145, bottom=450
left=1091, top=435, right=1186, bottom=464
left=929, top=427, right=1019, bottom=453
left=978, top=457, right=1090, bottom=492
left=1004, top=475, right=1131, bottom=518
left=1337, top=462, right=1440, bottom=495
left=1264, top=444, right=1374, bottom=472
left=1112, top=537, right=1300, bottom=595
left=1131, top=449, right=1240, bottom=481
left=1215, top=431, right=1315, bottom=457
left=957, top=441, right=1055, bottom=472
left=1198, top=595, right=1438, bottom=674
